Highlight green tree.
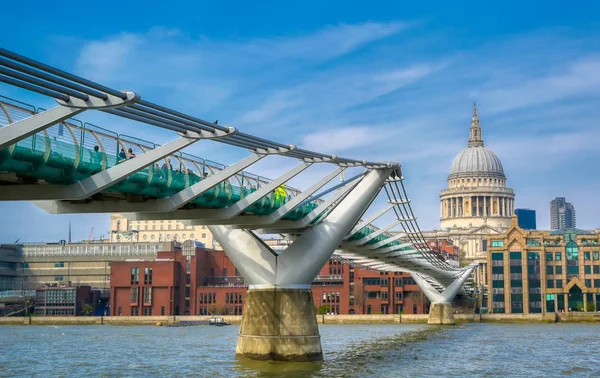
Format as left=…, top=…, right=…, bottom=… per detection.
left=586, top=303, right=596, bottom=312
left=317, top=305, right=328, bottom=315
left=82, top=304, right=94, bottom=316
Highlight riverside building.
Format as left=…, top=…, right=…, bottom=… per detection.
left=487, top=216, right=600, bottom=313
left=109, top=214, right=216, bottom=248
left=110, top=241, right=430, bottom=316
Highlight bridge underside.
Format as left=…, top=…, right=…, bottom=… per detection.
left=0, top=48, right=477, bottom=361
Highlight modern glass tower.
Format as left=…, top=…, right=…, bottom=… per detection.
left=515, top=208, right=537, bottom=230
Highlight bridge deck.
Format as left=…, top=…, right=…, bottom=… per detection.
left=0, top=97, right=404, bottom=250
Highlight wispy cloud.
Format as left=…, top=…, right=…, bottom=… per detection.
left=3, top=20, right=598, bottom=243
left=477, top=56, right=600, bottom=113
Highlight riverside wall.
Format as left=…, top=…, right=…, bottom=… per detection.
left=1, top=313, right=600, bottom=326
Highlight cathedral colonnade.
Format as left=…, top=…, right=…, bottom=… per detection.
left=442, top=196, right=514, bottom=218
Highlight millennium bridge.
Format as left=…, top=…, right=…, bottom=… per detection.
left=0, top=47, right=475, bottom=361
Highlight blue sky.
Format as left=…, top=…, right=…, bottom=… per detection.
left=1, top=1, right=599, bottom=242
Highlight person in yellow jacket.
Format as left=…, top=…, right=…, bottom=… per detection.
left=274, top=184, right=287, bottom=202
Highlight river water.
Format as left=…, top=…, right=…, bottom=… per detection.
left=1, top=323, right=599, bottom=377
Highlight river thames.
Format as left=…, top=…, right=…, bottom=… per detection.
left=1, top=323, right=599, bottom=377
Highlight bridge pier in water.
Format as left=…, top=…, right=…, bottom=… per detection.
left=413, top=266, right=477, bottom=325
left=209, top=168, right=393, bottom=361
left=427, top=302, right=455, bottom=325
left=237, top=288, right=321, bottom=361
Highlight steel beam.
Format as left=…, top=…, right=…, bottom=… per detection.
left=259, top=167, right=345, bottom=224
left=275, top=168, right=394, bottom=286
left=0, top=132, right=221, bottom=200
left=365, top=235, right=411, bottom=250
left=0, top=91, right=138, bottom=150
left=344, top=203, right=395, bottom=240
left=151, top=153, right=266, bottom=211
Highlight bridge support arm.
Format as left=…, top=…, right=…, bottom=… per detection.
left=0, top=91, right=138, bottom=150
left=276, top=168, right=393, bottom=286
left=412, top=265, right=477, bottom=325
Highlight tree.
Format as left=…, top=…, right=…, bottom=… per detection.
left=82, top=304, right=94, bottom=316
left=353, top=289, right=367, bottom=314
left=587, top=303, right=596, bottom=312
left=317, top=305, right=328, bottom=315
left=207, top=305, right=224, bottom=315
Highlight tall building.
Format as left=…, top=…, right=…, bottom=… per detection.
left=487, top=216, right=600, bottom=313
left=550, top=197, right=576, bottom=230
left=423, top=103, right=516, bottom=288
left=515, top=209, right=537, bottom=230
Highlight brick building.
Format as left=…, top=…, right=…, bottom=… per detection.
left=110, top=241, right=430, bottom=316
left=34, top=285, right=97, bottom=316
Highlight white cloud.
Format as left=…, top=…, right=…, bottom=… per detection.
left=475, top=56, right=600, bottom=114
left=301, top=127, right=388, bottom=153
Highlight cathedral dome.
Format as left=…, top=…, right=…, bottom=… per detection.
left=448, top=103, right=505, bottom=179
left=449, top=146, right=505, bottom=178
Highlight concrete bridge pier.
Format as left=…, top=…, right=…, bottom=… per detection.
left=237, top=288, right=321, bottom=361
left=413, top=265, right=477, bottom=325
left=427, top=302, right=455, bottom=325
left=208, top=168, right=393, bottom=361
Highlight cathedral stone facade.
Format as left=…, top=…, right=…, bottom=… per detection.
left=423, top=104, right=516, bottom=288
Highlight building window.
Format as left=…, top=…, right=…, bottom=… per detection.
left=555, top=266, right=563, bottom=274
left=509, top=252, right=522, bottom=260
left=202, top=233, right=206, bottom=238
left=556, top=279, right=563, bottom=288
left=118, top=306, right=122, bottom=316
left=585, top=252, right=591, bottom=260
left=144, top=268, right=153, bottom=284
left=546, top=266, right=553, bottom=275
left=585, top=279, right=592, bottom=288
left=55, top=262, right=65, bottom=268
left=585, top=266, right=591, bottom=274
left=143, top=307, right=152, bottom=316
left=54, top=276, right=64, bottom=281
left=131, top=306, right=139, bottom=316
left=190, top=234, right=195, bottom=239
left=143, top=287, right=152, bottom=304
left=131, top=287, right=139, bottom=303
left=546, top=252, right=553, bottom=261
left=223, top=268, right=228, bottom=276
left=595, top=279, right=600, bottom=288
left=161, top=306, right=165, bottom=316
left=594, top=251, right=599, bottom=260
left=555, top=252, right=562, bottom=261
left=491, top=240, right=504, bottom=247
left=131, top=267, right=140, bottom=284
left=547, top=280, right=554, bottom=288
left=594, top=266, right=600, bottom=274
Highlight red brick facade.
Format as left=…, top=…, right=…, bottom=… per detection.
left=110, top=246, right=430, bottom=316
